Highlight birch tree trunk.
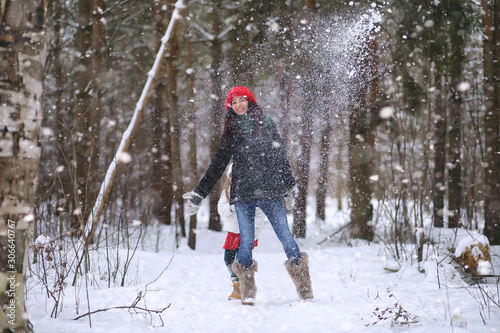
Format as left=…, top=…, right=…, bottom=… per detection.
left=0, top=1, right=49, bottom=331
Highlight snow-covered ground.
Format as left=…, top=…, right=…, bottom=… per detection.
left=27, top=200, right=500, bottom=333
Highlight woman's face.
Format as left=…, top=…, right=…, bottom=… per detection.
left=231, top=95, right=249, bottom=115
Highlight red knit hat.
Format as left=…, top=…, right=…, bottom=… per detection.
left=225, top=86, right=257, bottom=111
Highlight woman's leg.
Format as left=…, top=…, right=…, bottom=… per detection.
left=234, top=201, right=256, bottom=268
left=259, top=198, right=313, bottom=299
left=258, top=198, right=301, bottom=264
left=224, top=249, right=239, bottom=281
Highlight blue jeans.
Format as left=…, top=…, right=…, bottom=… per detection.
left=234, top=198, right=301, bottom=267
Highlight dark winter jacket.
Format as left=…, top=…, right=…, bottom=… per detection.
left=195, top=113, right=296, bottom=205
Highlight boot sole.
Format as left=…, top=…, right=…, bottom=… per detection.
left=241, top=298, right=255, bottom=306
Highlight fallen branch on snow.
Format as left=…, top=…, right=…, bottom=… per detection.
left=317, top=222, right=351, bottom=245
left=72, top=300, right=171, bottom=322
left=74, top=256, right=175, bottom=327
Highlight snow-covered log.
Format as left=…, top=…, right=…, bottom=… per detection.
left=84, top=0, right=186, bottom=241
left=453, top=231, right=492, bottom=276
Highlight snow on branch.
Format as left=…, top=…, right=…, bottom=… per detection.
left=217, top=24, right=234, bottom=39
left=84, top=0, right=185, bottom=241
left=191, top=22, right=215, bottom=41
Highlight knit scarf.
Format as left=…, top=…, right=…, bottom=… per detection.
left=237, top=114, right=271, bottom=134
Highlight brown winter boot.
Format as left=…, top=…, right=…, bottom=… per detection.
left=285, top=252, right=313, bottom=300
left=232, top=260, right=258, bottom=306
left=228, top=280, right=241, bottom=300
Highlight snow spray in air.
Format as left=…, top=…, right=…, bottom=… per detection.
left=312, top=6, right=382, bottom=123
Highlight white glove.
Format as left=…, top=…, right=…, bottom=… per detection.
left=183, top=191, right=203, bottom=215
left=284, top=185, right=298, bottom=210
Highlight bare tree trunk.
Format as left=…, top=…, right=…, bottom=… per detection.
left=152, top=83, right=173, bottom=225
left=349, top=38, right=378, bottom=242
left=0, top=1, right=49, bottom=332
left=447, top=2, right=465, bottom=229
left=432, top=67, right=446, bottom=228
left=349, top=107, right=372, bottom=240
left=447, top=102, right=462, bottom=228
left=164, top=2, right=186, bottom=238
left=71, top=0, right=103, bottom=237
left=316, top=120, right=332, bottom=221
left=88, top=0, right=102, bottom=222
left=52, top=0, right=72, bottom=237
left=208, top=0, right=223, bottom=232
left=277, top=1, right=295, bottom=151
left=72, top=0, right=93, bottom=235
left=183, top=7, right=198, bottom=249
left=152, top=85, right=173, bottom=225
left=278, top=60, right=293, bottom=149
left=293, top=84, right=313, bottom=237
left=152, top=104, right=174, bottom=225
left=335, top=147, right=344, bottom=211
left=293, top=0, right=316, bottom=238
left=482, top=0, right=500, bottom=244
left=152, top=0, right=173, bottom=225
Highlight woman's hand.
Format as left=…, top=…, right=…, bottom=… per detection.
left=183, top=191, right=203, bottom=215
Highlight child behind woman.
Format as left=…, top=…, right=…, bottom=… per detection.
left=218, top=163, right=266, bottom=300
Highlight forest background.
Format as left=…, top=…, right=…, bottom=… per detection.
left=1, top=0, right=499, bottom=331
left=35, top=0, right=500, bottom=246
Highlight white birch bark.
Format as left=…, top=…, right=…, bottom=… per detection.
left=0, top=1, right=49, bottom=332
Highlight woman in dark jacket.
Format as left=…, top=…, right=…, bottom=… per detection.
left=183, top=86, right=313, bottom=305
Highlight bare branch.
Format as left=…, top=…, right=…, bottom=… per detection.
left=73, top=259, right=175, bottom=326
left=191, top=22, right=214, bottom=41
left=73, top=303, right=171, bottom=321
left=217, top=24, right=234, bottom=39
